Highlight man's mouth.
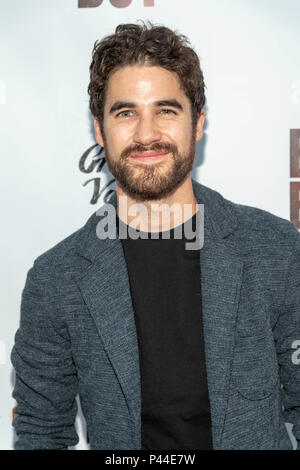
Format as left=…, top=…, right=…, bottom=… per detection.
left=129, top=150, right=170, bottom=161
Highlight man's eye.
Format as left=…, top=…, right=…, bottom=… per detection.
left=160, top=109, right=176, bottom=115
left=116, top=110, right=134, bottom=118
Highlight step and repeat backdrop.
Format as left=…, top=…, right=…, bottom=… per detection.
left=0, top=0, right=299, bottom=450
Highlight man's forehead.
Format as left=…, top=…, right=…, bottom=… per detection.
left=105, top=65, right=188, bottom=107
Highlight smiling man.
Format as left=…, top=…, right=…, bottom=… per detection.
left=89, top=25, right=205, bottom=233
left=97, top=65, right=200, bottom=203
left=10, top=21, right=300, bottom=450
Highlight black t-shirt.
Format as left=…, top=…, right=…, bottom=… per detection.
left=116, top=210, right=213, bottom=450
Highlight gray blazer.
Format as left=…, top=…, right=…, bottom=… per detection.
left=10, top=179, right=300, bottom=450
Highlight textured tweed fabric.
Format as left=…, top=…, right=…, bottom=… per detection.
left=10, top=179, right=300, bottom=450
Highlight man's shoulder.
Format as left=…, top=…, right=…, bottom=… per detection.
left=227, top=197, right=299, bottom=244
left=30, top=211, right=97, bottom=279
left=195, top=181, right=300, bottom=246
left=31, top=183, right=300, bottom=275
left=228, top=197, right=297, bottom=237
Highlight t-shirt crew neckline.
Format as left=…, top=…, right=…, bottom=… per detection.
left=116, top=209, right=199, bottom=241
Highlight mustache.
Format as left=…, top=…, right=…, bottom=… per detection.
left=120, top=142, right=178, bottom=159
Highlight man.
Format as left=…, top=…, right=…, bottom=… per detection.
left=10, top=21, right=300, bottom=450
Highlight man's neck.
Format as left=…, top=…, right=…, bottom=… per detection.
left=116, top=176, right=198, bottom=233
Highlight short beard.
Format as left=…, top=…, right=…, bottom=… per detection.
left=102, top=127, right=197, bottom=202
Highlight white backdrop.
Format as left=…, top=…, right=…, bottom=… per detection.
left=1, top=0, right=299, bottom=450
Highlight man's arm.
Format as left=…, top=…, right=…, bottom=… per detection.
left=10, top=261, right=79, bottom=450
left=273, top=227, right=300, bottom=450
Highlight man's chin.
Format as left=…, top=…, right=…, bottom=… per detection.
left=117, top=187, right=175, bottom=202
left=115, top=174, right=186, bottom=202
left=106, top=153, right=194, bottom=201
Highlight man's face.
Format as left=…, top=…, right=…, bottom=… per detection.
left=94, top=65, right=205, bottom=201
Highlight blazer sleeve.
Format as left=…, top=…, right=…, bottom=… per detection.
left=10, top=260, right=79, bottom=450
left=273, top=227, right=300, bottom=450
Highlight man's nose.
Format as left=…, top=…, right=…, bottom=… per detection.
left=133, top=115, right=162, bottom=145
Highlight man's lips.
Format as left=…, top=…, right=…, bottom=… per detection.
left=129, top=150, right=169, bottom=159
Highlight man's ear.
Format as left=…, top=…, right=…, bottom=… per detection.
left=195, top=109, right=205, bottom=142
left=93, top=116, right=104, bottom=147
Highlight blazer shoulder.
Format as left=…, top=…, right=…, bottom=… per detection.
left=29, top=212, right=96, bottom=279
left=222, top=194, right=300, bottom=245
left=193, top=180, right=299, bottom=245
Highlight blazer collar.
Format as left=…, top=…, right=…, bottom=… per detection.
left=76, top=178, right=239, bottom=262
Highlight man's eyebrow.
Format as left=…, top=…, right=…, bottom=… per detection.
left=109, top=101, right=136, bottom=114
left=108, top=99, right=184, bottom=114
left=154, top=99, right=183, bottom=111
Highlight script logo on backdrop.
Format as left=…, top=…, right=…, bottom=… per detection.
left=79, top=144, right=116, bottom=204
left=290, top=129, right=300, bottom=230
left=78, top=0, right=154, bottom=7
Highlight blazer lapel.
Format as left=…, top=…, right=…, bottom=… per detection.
left=75, top=179, right=244, bottom=449
left=192, top=181, right=244, bottom=448
left=75, top=207, right=141, bottom=438
left=200, top=238, right=243, bottom=448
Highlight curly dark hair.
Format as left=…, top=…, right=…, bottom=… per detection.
left=88, top=20, right=206, bottom=132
